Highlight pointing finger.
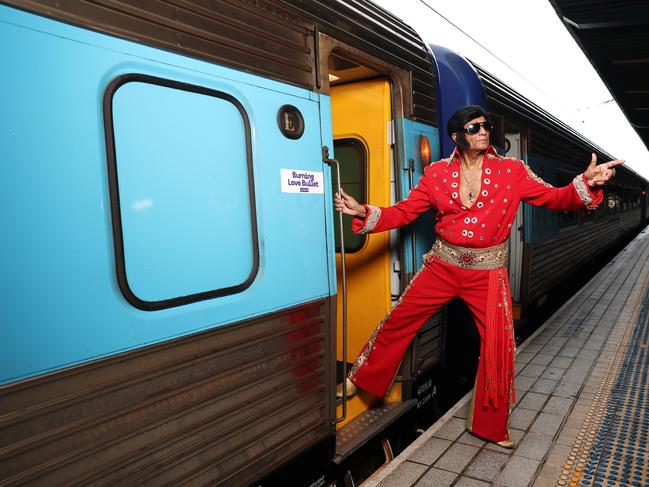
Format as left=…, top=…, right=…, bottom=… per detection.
left=605, top=159, right=625, bottom=169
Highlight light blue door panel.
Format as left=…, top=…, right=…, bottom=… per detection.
left=400, top=119, right=440, bottom=271
left=0, top=5, right=332, bottom=383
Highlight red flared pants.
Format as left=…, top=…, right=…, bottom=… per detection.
left=348, top=257, right=515, bottom=442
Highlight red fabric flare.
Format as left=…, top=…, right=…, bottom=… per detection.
left=483, top=267, right=515, bottom=408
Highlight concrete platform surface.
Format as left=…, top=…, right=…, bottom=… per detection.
left=362, top=226, right=649, bottom=487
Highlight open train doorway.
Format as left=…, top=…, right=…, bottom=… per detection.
left=321, top=43, right=420, bottom=475
left=330, top=75, right=394, bottom=411
left=328, top=58, right=401, bottom=420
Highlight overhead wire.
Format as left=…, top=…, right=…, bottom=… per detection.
left=418, top=0, right=569, bottom=109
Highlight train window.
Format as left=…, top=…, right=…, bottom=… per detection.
left=595, top=188, right=608, bottom=218
left=606, top=192, right=622, bottom=214
left=618, top=189, right=627, bottom=211
left=625, top=190, right=634, bottom=210
left=105, top=75, right=258, bottom=310
left=579, top=207, right=596, bottom=222
left=332, top=138, right=367, bottom=253
left=558, top=211, right=578, bottom=227
left=606, top=192, right=616, bottom=214
left=557, top=170, right=578, bottom=227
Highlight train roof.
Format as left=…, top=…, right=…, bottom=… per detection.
left=474, top=64, right=611, bottom=158
left=473, top=63, right=647, bottom=184
left=2, top=0, right=437, bottom=125
left=282, top=0, right=438, bottom=125
left=549, top=0, right=649, bottom=153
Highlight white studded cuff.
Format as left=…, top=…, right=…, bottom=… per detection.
left=357, top=205, right=381, bottom=234
left=572, top=174, right=595, bottom=207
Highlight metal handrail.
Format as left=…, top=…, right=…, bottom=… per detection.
left=407, top=159, right=417, bottom=272
left=324, top=155, right=349, bottom=424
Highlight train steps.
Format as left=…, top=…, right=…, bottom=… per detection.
left=334, top=383, right=417, bottom=464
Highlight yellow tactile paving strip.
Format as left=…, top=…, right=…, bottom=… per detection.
left=550, top=240, right=649, bottom=487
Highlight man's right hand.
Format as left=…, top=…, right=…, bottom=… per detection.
left=334, top=189, right=367, bottom=218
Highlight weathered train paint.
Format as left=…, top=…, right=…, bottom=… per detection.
left=0, top=5, right=330, bottom=383
left=1, top=1, right=647, bottom=486
left=0, top=299, right=333, bottom=486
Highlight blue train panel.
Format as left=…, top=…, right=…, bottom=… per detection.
left=0, top=5, right=333, bottom=383
left=400, top=119, right=440, bottom=270
left=525, top=154, right=561, bottom=242
left=428, top=44, right=488, bottom=157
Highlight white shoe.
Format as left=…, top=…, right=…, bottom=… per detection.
left=336, top=378, right=358, bottom=399
left=495, top=439, right=515, bottom=449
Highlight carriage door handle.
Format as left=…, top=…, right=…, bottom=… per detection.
left=407, top=159, right=417, bottom=279
left=323, top=147, right=349, bottom=423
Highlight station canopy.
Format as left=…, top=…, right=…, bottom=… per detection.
left=549, top=1, right=649, bottom=151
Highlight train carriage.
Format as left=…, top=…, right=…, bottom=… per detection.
left=473, top=65, right=648, bottom=318
left=1, top=1, right=647, bottom=486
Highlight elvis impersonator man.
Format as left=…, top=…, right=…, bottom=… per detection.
left=334, top=105, right=624, bottom=448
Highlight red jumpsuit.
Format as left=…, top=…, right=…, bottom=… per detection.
left=348, top=146, right=602, bottom=442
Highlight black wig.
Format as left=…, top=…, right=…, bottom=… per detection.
left=446, top=105, right=490, bottom=151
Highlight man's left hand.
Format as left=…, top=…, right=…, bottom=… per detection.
left=584, top=153, right=624, bottom=187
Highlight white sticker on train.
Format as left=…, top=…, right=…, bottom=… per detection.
left=281, top=168, right=324, bottom=194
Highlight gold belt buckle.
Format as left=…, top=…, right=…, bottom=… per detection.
left=457, top=249, right=479, bottom=268
left=430, top=238, right=508, bottom=270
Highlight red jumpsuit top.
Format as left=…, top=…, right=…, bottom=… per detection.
left=353, top=146, right=603, bottom=243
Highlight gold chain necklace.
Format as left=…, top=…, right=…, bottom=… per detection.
left=461, top=162, right=481, bottom=202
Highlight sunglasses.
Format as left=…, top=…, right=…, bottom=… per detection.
left=463, top=121, right=493, bottom=135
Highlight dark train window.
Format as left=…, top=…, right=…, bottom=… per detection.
left=596, top=188, right=608, bottom=218
left=106, top=75, right=258, bottom=310
left=332, top=138, right=367, bottom=253
left=606, top=191, right=622, bottom=214
left=557, top=170, right=578, bottom=227
left=558, top=210, right=578, bottom=227
left=579, top=207, right=596, bottom=222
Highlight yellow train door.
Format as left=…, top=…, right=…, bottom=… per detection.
left=331, top=79, right=401, bottom=427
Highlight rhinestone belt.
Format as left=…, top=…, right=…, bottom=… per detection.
left=425, top=237, right=509, bottom=270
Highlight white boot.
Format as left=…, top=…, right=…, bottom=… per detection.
left=336, top=378, right=358, bottom=398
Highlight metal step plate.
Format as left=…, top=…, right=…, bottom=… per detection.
left=334, top=400, right=417, bottom=463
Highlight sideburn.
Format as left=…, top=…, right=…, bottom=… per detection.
left=456, top=132, right=469, bottom=150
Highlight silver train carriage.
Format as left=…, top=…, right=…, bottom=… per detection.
left=1, top=1, right=647, bottom=486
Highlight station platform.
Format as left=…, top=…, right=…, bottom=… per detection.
left=362, top=226, right=649, bottom=487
